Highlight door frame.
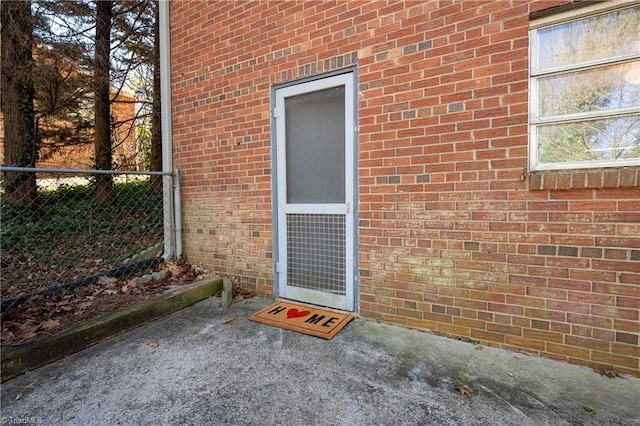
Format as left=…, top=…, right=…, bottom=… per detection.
left=270, top=67, right=358, bottom=312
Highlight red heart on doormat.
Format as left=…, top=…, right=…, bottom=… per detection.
left=287, top=308, right=310, bottom=319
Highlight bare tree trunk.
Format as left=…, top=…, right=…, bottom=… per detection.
left=94, top=0, right=113, bottom=204
left=150, top=0, right=162, bottom=193
left=1, top=0, right=38, bottom=209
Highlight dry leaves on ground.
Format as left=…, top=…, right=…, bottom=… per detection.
left=594, top=366, right=621, bottom=378
left=1, top=260, right=253, bottom=347
left=219, top=274, right=255, bottom=301
left=456, top=385, right=473, bottom=398
left=14, top=380, right=38, bottom=400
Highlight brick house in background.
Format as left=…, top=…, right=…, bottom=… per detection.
left=168, top=0, right=640, bottom=376
left=36, top=90, right=139, bottom=170
left=0, top=90, right=138, bottom=171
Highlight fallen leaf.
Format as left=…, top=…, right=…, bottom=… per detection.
left=234, top=288, right=254, bottom=300
left=16, top=380, right=37, bottom=390
left=583, top=405, right=596, bottom=415
left=17, top=331, right=38, bottom=343
left=28, top=306, right=44, bottom=316
left=77, top=301, right=93, bottom=310
left=2, top=321, right=24, bottom=330
left=40, top=319, right=61, bottom=331
left=56, top=301, right=73, bottom=312
left=222, top=317, right=234, bottom=324
left=594, top=367, right=621, bottom=379
left=147, top=341, right=159, bottom=347
left=165, top=261, right=183, bottom=275
left=97, top=276, right=118, bottom=287
left=456, top=385, right=473, bottom=398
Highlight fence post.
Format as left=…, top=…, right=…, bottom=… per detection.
left=163, top=172, right=175, bottom=261
left=173, top=167, right=182, bottom=259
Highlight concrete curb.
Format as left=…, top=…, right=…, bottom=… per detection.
left=0, top=276, right=223, bottom=383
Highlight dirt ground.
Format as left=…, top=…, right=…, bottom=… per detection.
left=0, top=259, right=252, bottom=347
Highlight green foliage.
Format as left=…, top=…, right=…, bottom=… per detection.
left=136, top=117, right=153, bottom=170
left=0, top=178, right=163, bottom=270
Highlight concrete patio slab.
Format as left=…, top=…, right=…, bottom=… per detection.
left=1, top=277, right=223, bottom=382
left=1, top=296, right=639, bottom=425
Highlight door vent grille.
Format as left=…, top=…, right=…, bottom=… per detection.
left=286, top=214, right=346, bottom=295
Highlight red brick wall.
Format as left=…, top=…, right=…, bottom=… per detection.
left=170, top=0, right=639, bottom=376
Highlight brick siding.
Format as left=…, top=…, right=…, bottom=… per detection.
left=170, top=0, right=639, bottom=376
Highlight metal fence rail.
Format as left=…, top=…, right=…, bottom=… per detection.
left=0, top=167, right=180, bottom=312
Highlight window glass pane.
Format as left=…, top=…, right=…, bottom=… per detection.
left=538, top=61, right=640, bottom=117
left=285, top=86, right=345, bottom=203
left=536, top=6, right=640, bottom=70
left=537, top=115, right=640, bottom=164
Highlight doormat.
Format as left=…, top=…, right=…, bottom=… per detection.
left=249, top=301, right=354, bottom=339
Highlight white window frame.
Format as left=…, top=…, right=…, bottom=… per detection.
left=529, top=1, right=640, bottom=171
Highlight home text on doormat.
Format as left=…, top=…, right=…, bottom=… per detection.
left=249, top=301, right=354, bottom=339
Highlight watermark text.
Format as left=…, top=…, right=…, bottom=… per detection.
left=1, top=416, right=45, bottom=425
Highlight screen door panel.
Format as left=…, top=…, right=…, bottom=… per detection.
left=287, top=214, right=346, bottom=294
left=275, top=72, right=355, bottom=311
left=285, top=87, right=345, bottom=204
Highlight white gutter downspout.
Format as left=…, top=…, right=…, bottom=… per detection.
left=173, top=166, right=183, bottom=259
left=159, top=0, right=177, bottom=261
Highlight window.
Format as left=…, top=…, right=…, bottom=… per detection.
left=529, top=3, right=640, bottom=171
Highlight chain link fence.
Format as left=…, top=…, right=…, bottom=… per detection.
left=0, top=167, right=178, bottom=313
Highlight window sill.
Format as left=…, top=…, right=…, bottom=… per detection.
left=528, top=167, right=640, bottom=190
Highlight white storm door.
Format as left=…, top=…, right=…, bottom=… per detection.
left=274, top=73, right=355, bottom=311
